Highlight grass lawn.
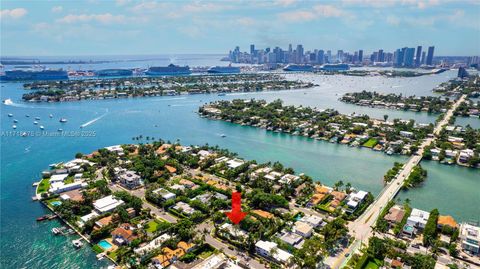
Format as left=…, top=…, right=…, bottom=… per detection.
left=362, top=138, right=378, bottom=148
left=107, top=250, right=118, bottom=261
left=363, top=258, right=382, bottom=269
left=37, top=178, right=51, bottom=194
left=198, top=249, right=214, bottom=259
left=64, top=176, right=75, bottom=184
left=146, top=219, right=162, bottom=233
left=92, top=244, right=104, bottom=254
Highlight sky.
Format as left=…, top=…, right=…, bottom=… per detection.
left=1, top=0, right=479, bottom=56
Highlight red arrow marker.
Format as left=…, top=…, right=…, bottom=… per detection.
left=225, top=192, right=247, bottom=224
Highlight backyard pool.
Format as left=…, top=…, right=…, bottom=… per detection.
left=50, top=201, right=62, bottom=206
left=98, top=240, right=113, bottom=251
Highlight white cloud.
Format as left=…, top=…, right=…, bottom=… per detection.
left=275, top=0, right=297, bottom=7
left=278, top=5, right=345, bottom=22
left=0, top=8, right=28, bottom=19
left=386, top=15, right=400, bottom=25
left=57, top=13, right=126, bottom=24
left=181, top=2, right=231, bottom=13
left=51, top=6, right=63, bottom=13
left=130, top=1, right=170, bottom=13
left=115, top=0, right=132, bottom=6
left=235, top=17, right=256, bottom=26
left=342, top=0, right=444, bottom=9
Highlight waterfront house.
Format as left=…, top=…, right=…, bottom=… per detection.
left=437, top=215, right=458, bottom=230
left=49, top=181, right=87, bottom=194
left=93, top=195, right=124, bottom=213
left=384, top=205, right=406, bottom=227
left=458, top=149, right=474, bottom=164
left=407, top=208, right=430, bottom=230
left=112, top=223, right=138, bottom=245
left=78, top=211, right=99, bottom=227
left=226, top=159, right=245, bottom=169
left=460, top=223, right=480, bottom=255
left=95, top=215, right=114, bottom=228
left=49, top=174, right=68, bottom=183
left=279, top=174, right=300, bottom=184
left=255, top=240, right=293, bottom=266
left=105, top=145, right=124, bottom=155
left=345, top=190, right=368, bottom=213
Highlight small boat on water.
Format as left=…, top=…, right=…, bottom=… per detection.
left=218, top=93, right=226, bottom=96
left=3, top=98, right=13, bottom=105
left=49, top=114, right=53, bottom=118
left=73, top=239, right=83, bottom=248
left=35, top=117, right=40, bottom=120
left=220, top=134, right=226, bottom=138
left=8, top=113, right=13, bottom=117
left=12, top=125, right=17, bottom=129
left=57, top=128, right=63, bottom=132
left=59, top=118, right=67, bottom=123
left=39, top=126, right=44, bottom=130
left=13, top=119, right=18, bottom=123
left=36, top=214, right=55, bottom=222
left=21, top=132, right=27, bottom=137
left=52, top=227, right=61, bottom=235
left=33, top=121, right=38, bottom=125
left=26, top=114, right=30, bottom=117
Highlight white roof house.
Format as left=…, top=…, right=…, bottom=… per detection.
left=280, top=174, right=300, bottom=184
left=299, top=215, right=323, bottom=228
left=460, top=223, right=480, bottom=254
left=294, top=221, right=314, bottom=238
left=49, top=174, right=68, bottom=183
left=80, top=211, right=99, bottom=223
left=226, top=159, right=245, bottom=169
left=153, top=188, right=176, bottom=201
left=93, top=195, right=124, bottom=213
left=134, top=233, right=172, bottom=255
left=49, top=181, right=87, bottom=194
left=407, top=208, right=430, bottom=229
left=255, top=240, right=293, bottom=265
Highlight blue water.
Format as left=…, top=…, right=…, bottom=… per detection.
left=98, top=240, right=112, bottom=250
left=1, top=56, right=477, bottom=268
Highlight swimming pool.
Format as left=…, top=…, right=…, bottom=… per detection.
left=50, top=201, right=62, bottom=206
left=98, top=240, right=112, bottom=250
left=403, top=225, right=414, bottom=233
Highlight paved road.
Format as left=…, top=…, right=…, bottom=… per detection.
left=330, top=94, right=467, bottom=269
left=110, top=184, right=265, bottom=267
left=196, top=221, right=267, bottom=269
left=289, top=200, right=327, bottom=219
left=109, top=184, right=178, bottom=223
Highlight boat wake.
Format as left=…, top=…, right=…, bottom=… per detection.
left=80, top=111, right=108, bottom=128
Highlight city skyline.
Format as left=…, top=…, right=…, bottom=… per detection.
left=1, top=0, right=479, bottom=56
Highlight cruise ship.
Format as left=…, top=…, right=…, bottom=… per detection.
left=0, top=69, right=69, bottom=81
left=94, top=69, right=133, bottom=77
left=207, top=66, right=241, bottom=74
left=283, top=64, right=314, bottom=72
left=145, top=64, right=191, bottom=76
left=321, top=64, right=350, bottom=71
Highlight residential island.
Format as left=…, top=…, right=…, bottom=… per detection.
left=33, top=140, right=480, bottom=269
left=21, top=74, right=315, bottom=103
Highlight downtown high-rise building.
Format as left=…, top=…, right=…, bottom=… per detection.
left=415, top=46, right=422, bottom=67
left=403, top=47, right=415, bottom=67
left=426, top=46, right=435, bottom=66
left=358, top=50, right=363, bottom=63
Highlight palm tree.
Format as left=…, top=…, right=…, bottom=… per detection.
left=384, top=114, right=389, bottom=122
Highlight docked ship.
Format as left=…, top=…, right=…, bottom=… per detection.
left=94, top=69, right=133, bottom=77
left=0, top=69, right=69, bottom=81
left=207, top=65, right=241, bottom=74
left=283, top=64, right=314, bottom=72
left=145, top=64, right=191, bottom=76
left=321, top=63, right=350, bottom=71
